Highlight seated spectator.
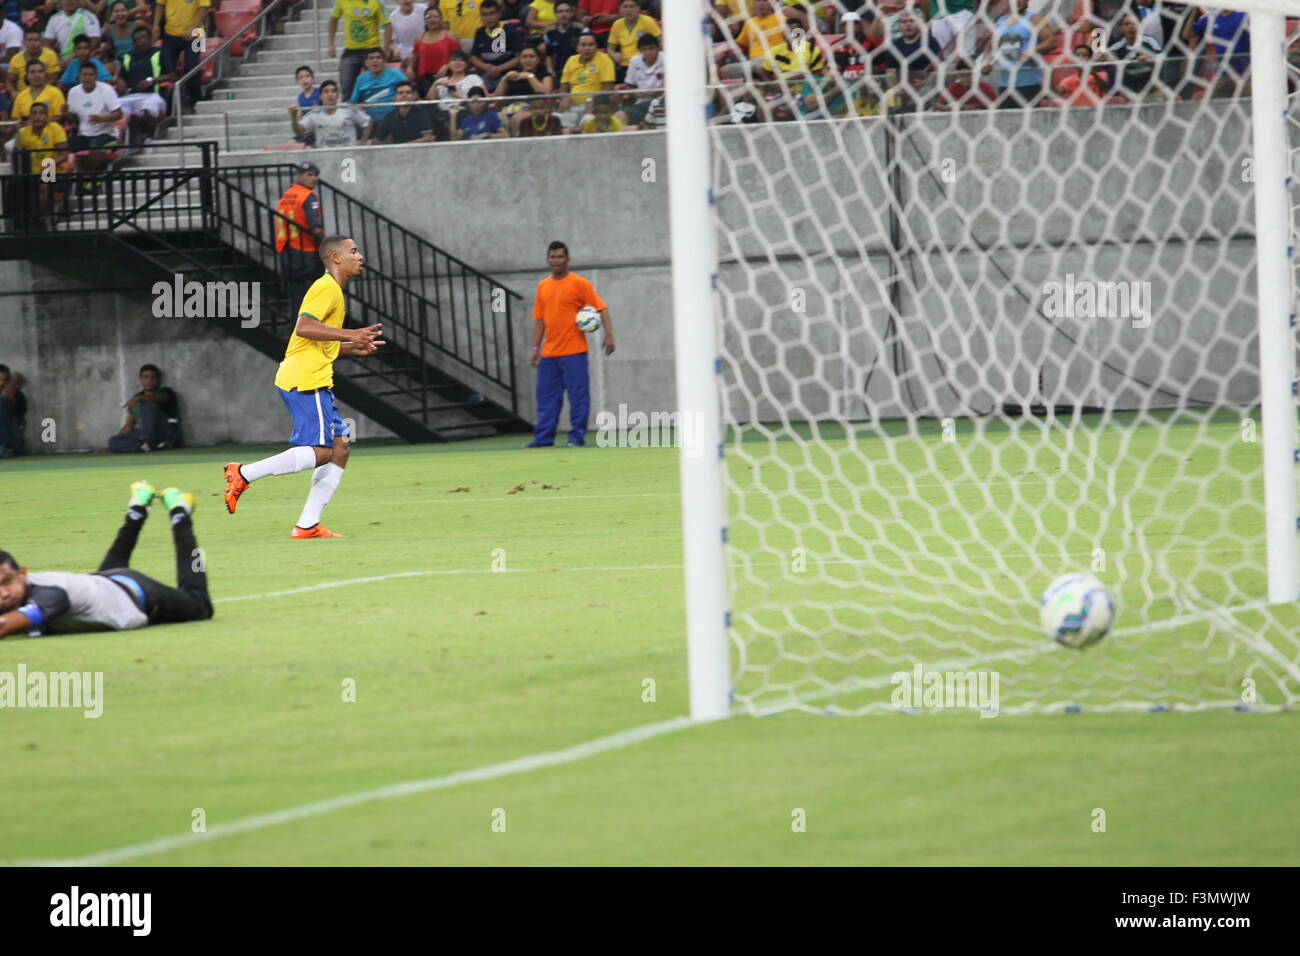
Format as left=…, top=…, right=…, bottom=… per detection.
left=391, top=0, right=430, bottom=62
left=932, top=57, right=995, bottom=110
left=13, top=61, right=67, bottom=124
left=376, top=78, right=444, bottom=141
left=291, top=65, right=321, bottom=144
left=44, top=0, right=101, bottom=62
left=874, top=8, right=942, bottom=108
left=581, top=0, right=621, bottom=47
left=65, top=63, right=122, bottom=172
left=558, top=30, right=614, bottom=126
left=115, top=27, right=171, bottom=144
left=102, top=1, right=137, bottom=63
left=1107, top=13, right=1160, bottom=98
left=576, top=91, right=621, bottom=132
left=0, top=16, right=20, bottom=73
left=434, top=48, right=486, bottom=99
left=7, top=28, right=60, bottom=99
left=493, top=43, right=552, bottom=118
left=106, top=364, right=181, bottom=453
left=613, top=31, right=660, bottom=128
left=513, top=93, right=563, bottom=135
left=757, top=21, right=827, bottom=83
left=722, top=0, right=785, bottom=79
left=407, top=5, right=459, bottom=97
left=607, top=0, right=660, bottom=78
left=14, top=99, right=68, bottom=170
left=471, top=0, right=526, bottom=85
left=708, top=83, right=766, bottom=124
left=1182, top=7, right=1248, bottom=99
left=0, top=364, right=26, bottom=458
left=524, top=0, right=558, bottom=38
left=862, top=0, right=929, bottom=46
left=451, top=85, right=506, bottom=138
left=542, top=0, right=584, bottom=75
left=292, top=79, right=372, bottom=147
left=831, top=12, right=879, bottom=76
left=981, top=0, right=1057, bottom=109
left=58, top=33, right=113, bottom=93
left=351, top=48, right=408, bottom=123
left=439, top=0, right=483, bottom=52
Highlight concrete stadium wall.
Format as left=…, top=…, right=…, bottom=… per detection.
left=0, top=99, right=1279, bottom=452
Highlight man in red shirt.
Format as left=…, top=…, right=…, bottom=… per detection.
left=525, top=240, right=615, bottom=448
left=580, top=0, right=622, bottom=48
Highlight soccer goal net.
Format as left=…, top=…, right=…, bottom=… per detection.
left=666, top=1, right=1300, bottom=716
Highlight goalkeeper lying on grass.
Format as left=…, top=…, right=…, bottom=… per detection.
left=0, top=481, right=214, bottom=638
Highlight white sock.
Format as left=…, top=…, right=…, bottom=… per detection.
left=241, top=446, right=317, bottom=483
left=297, top=462, right=344, bottom=529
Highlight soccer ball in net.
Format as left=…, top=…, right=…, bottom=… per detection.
left=575, top=306, right=601, bottom=333
left=1040, top=574, right=1116, bottom=650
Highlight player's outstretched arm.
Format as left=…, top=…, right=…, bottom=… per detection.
left=294, top=316, right=382, bottom=344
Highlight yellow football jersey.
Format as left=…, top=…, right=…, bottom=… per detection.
left=275, top=273, right=345, bottom=392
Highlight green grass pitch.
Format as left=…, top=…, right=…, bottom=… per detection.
left=0, top=426, right=1295, bottom=865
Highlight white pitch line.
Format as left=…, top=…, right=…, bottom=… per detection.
left=16, top=716, right=696, bottom=868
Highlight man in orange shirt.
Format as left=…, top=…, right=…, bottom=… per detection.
left=525, top=240, right=615, bottom=448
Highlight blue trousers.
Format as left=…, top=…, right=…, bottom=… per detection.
left=534, top=352, right=590, bottom=445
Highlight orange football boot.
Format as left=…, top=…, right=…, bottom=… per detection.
left=291, top=524, right=343, bottom=539
left=223, top=463, right=249, bottom=514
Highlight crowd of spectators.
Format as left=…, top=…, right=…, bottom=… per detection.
left=0, top=0, right=211, bottom=169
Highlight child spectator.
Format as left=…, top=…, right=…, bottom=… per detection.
left=470, top=0, right=525, bottom=85
left=543, top=1, right=584, bottom=75
left=58, top=34, right=113, bottom=92
left=451, top=85, right=506, bottom=138
left=407, top=5, right=459, bottom=96
left=612, top=31, right=660, bottom=128
left=292, top=79, right=372, bottom=147
left=390, top=0, right=429, bottom=61
left=513, top=93, right=563, bottom=135
left=1054, top=42, right=1109, bottom=105
left=350, top=47, right=408, bottom=122
left=576, top=90, right=621, bottom=131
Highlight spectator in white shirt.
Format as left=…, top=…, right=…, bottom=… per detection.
left=613, top=32, right=661, bottom=129
left=390, top=0, right=429, bottom=61
left=290, top=78, right=372, bottom=147
left=65, top=63, right=122, bottom=171
left=44, top=0, right=102, bottom=61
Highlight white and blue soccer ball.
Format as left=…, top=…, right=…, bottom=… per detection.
left=575, top=305, right=601, bottom=333
left=1040, top=573, right=1116, bottom=649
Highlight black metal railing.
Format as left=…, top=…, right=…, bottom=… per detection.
left=209, top=164, right=521, bottom=416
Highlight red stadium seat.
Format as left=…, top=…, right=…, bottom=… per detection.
left=214, top=9, right=259, bottom=56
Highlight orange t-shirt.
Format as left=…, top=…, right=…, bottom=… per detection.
left=533, top=271, right=607, bottom=358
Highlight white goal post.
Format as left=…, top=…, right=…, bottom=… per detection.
left=667, top=0, right=1300, bottom=718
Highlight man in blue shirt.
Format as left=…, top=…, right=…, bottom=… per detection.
left=1183, top=9, right=1249, bottom=98
left=57, top=33, right=113, bottom=93
left=349, top=48, right=407, bottom=123
left=453, top=86, right=505, bottom=139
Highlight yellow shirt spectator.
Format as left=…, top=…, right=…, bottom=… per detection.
left=7, top=48, right=61, bottom=94
left=762, top=39, right=825, bottom=77
left=608, top=13, right=661, bottom=61
left=736, top=11, right=784, bottom=58
left=561, top=50, right=615, bottom=104
left=160, top=0, right=211, bottom=39
left=333, top=0, right=390, bottom=50
left=578, top=113, right=623, bottom=133
left=15, top=121, right=69, bottom=174
left=439, top=0, right=483, bottom=41
left=13, top=85, right=67, bottom=123
left=526, top=0, right=556, bottom=35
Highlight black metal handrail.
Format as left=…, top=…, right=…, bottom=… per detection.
left=209, top=164, right=521, bottom=411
